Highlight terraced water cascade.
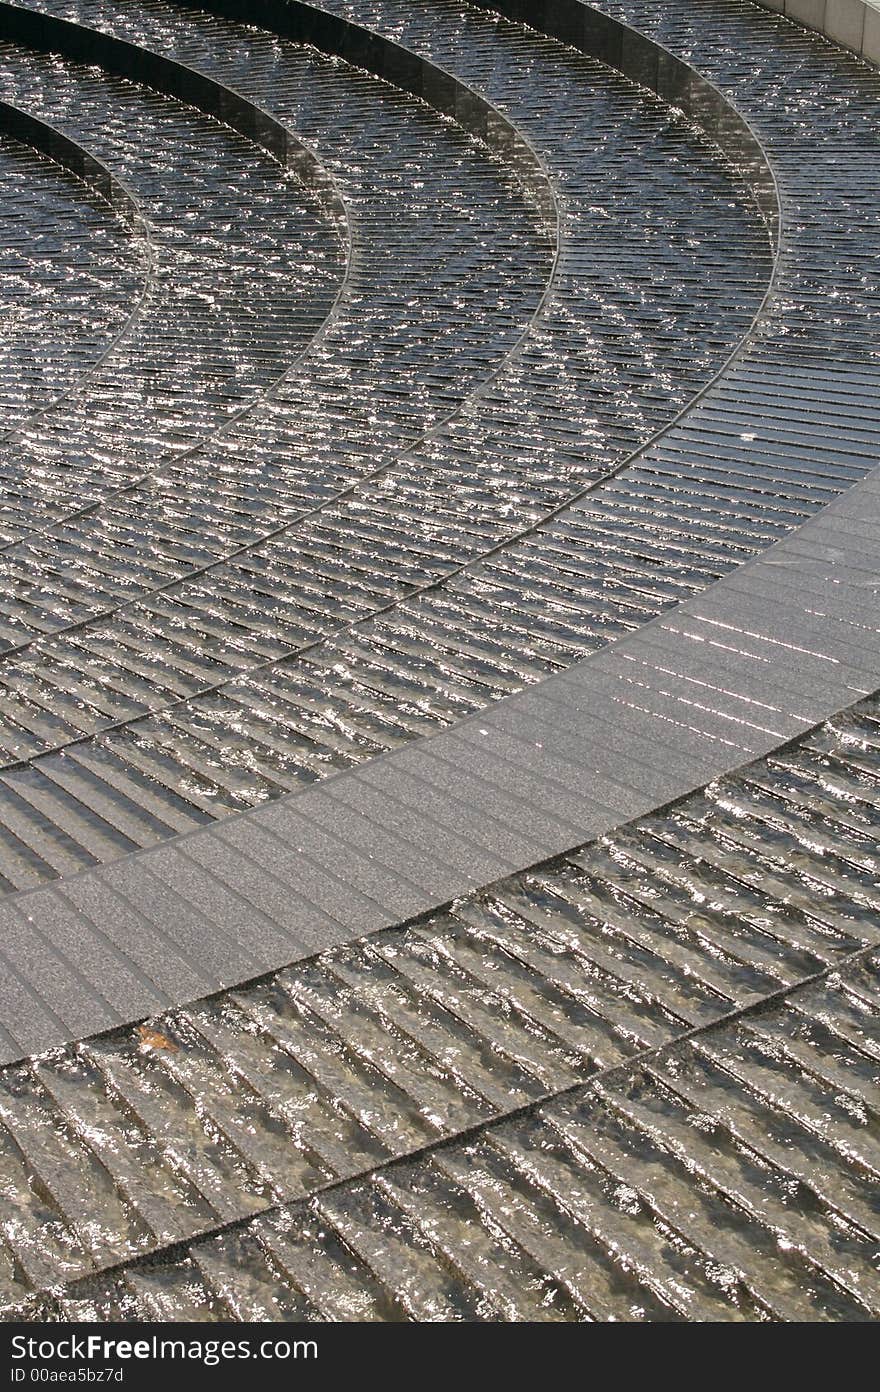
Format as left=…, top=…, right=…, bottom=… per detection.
left=0, top=0, right=877, bottom=1322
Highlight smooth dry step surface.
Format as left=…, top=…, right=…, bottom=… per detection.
left=0, top=0, right=773, bottom=886
left=5, top=441, right=880, bottom=1055
left=0, top=686, right=876, bottom=1317
left=0, top=128, right=146, bottom=433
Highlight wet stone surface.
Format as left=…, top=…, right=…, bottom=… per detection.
left=0, top=689, right=876, bottom=1318
left=0, top=38, right=345, bottom=536
left=0, top=132, right=146, bottom=433
left=0, top=0, right=773, bottom=888
left=0, top=0, right=878, bottom=1322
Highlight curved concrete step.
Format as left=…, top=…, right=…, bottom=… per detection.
left=0, top=126, right=147, bottom=435
left=0, top=448, right=878, bottom=1053
left=0, top=0, right=871, bottom=1052
left=0, top=3, right=558, bottom=641
left=0, top=0, right=879, bottom=1323
left=0, top=0, right=775, bottom=886
left=0, top=683, right=875, bottom=1314
left=0, top=32, right=346, bottom=537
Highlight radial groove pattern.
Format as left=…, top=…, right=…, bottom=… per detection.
left=0, top=0, right=772, bottom=878
left=0, top=0, right=878, bottom=1322
left=3, top=688, right=879, bottom=1317
left=0, top=127, right=149, bottom=437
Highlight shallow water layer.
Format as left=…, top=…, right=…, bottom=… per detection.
left=0, top=691, right=876, bottom=1319
left=0, top=0, right=774, bottom=890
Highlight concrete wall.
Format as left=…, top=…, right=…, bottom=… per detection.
left=752, top=0, right=880, bottom=64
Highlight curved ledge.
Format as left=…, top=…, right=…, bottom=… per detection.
left=476, top=0, right=780, bottom=228
left=0, top=0, right=863, bottom=1052
left=0, top=0, right=875, bottom=1321
left=0, top=94, right=158, bottom=438
left=0, top=0, right=358, bottom=547
left=0, top=2, right=355, bottom=473
left=1, top=0, right=561, bottom=291
left=3, top=0, right=871, bottom=1061
left=0, top=449, right=878, bottom=1067
left=0, top=92, right=147, bottom=233
left=191, top=0, right=780, bottom=245
left=0, top=0, right=561, bottom=570
left=0, top=0, right=776, bottom=759
left=0, top=1, right=348, bottom=235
